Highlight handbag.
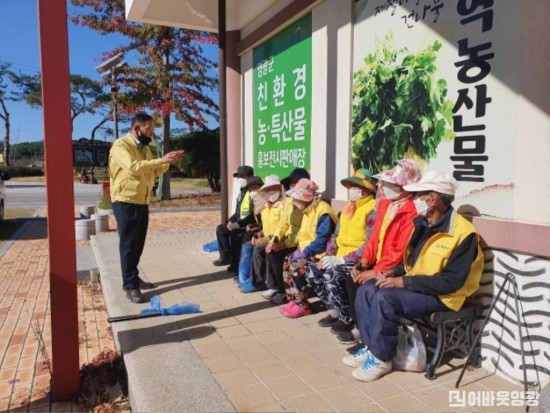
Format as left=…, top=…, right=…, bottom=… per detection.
left=392, top=324, right=427, bottom=372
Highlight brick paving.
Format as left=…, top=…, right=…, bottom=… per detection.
left=0, top=208, right=221, bottom=412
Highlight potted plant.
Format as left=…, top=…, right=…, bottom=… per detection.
left=96, top=199, right=113, bottom=216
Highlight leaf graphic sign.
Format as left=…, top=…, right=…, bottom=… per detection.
left=353, top=0, right=522, bottom=219
left=253, top=14, right=312, bottom=178
left=352, top=35, right=455, bottom=174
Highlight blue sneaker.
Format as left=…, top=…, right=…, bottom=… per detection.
left=343, top=346, right=370, bottom=367
left=352, top=354, right=392, bottom=382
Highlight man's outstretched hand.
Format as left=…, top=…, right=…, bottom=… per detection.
left=162, top=150, right=185, bottom=164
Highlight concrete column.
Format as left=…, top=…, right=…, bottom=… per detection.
left=226, top=30, right=242, bottom=211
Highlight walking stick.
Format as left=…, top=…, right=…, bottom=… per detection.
left=456, top=272, right=541, bottom=401
left=108, top=312, right=163, bottom=323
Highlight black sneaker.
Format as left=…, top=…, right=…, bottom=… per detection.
left=337, top=328, right=360, bottom=344
left=227, top=265, right=238, bottom=273
left=330, top=319, right=353, bottom=334
left=125, top=288, right=144, bottom=304
left=317, top=314, right=339, bottom=327
left=213, top=258, right=231, bottom=266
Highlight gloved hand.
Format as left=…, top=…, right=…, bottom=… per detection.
left=320, top=255, right=345, bottom=270
left=290, top=249, right=306, bottom=261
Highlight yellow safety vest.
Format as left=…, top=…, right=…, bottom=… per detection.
left=336, top=195, right=375, bottom=257
left=404, top=211, right=484, bottom=311
left=239, top=191, right=252, bottom=220
left=298, top=200, right=338, bottom=258
left=261, top=197, right=286, bottom=237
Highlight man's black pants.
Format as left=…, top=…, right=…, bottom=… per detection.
left=216, top=223, right=245, bottom=267
left=113, top=201, right=149, bottom=290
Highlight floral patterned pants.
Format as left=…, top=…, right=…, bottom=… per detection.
left=283, top=255, right=316, bottom=309
left=306, top=262, right=355, bottom=324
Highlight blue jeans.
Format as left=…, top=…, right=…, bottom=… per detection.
left=355, top=279, right=448, bottom=361
left=113, top=201, right=149, bottom=290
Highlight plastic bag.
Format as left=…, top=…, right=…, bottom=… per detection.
left=238, top=243, right=255, bottom=292
left=140, top=294, right=200, bottom=315
left=202, top=239, right=219, bottom=252
left=392, top=324, right=427, bottom=372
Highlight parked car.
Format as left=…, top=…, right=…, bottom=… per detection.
left=0, top=172, right=9, bottom=221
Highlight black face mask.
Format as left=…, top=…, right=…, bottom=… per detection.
left=137, top=131, right=152, bottom=146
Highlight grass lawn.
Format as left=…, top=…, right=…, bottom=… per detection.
left=0, top=208, right=37, bottom=249
left=10, top=175, right=210, bottom=190
left=169, top=178, right=210, bottom=190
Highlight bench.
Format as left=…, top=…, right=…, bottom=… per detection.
left=404, top=301, right=483, bottom=379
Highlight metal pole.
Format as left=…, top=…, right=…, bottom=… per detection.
left=112, top=71, right=119, bottom=139
left=113, top=99, right=119, bottom=139
left=37, top=0, right=79, bottom=399
left=218, top=0, right=228, bottom=222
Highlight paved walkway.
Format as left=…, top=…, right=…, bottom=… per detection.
left=0, top=208, right=531, bottom=412
left=0, top=216, right=115, bottom=412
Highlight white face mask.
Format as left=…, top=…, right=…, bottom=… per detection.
left=266, top=191, right=281, bottom=203
left=236, top=178, right=247, bottom=188
left=413, top=197, right=429, bottom=216
left=383, top=182, right=401, bottom=200
left=348, top=188, right=364, bottom=202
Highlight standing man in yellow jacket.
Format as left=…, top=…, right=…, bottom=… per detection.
left=109, top=112, right=185, bottom=303
left=345, top=171, right=483, bottom=382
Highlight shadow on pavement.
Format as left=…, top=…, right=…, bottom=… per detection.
left=116, top=300, right=273, bottom=354
left=139, top=270, right=237, bottom=299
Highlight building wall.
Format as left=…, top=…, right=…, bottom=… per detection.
left=238, top=0, right=550, bottom=387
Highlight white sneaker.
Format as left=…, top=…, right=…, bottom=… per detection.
left=352, top=354, right=392, bottom=382
left=261, top=289, right=278, bottom=299
left=343, top=346, right=371, bottom=368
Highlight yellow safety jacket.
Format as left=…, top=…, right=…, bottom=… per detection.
left=298, top=200, right=338, bottom=258
left=240, top=191, right=252, bottom=220
left=336, top=195, right=375, bottom=257
left=109, top=133, right=168, bottom=205
left=404, top=211, right=484, bottom=311
left=271, top=198, right=301, bottom=248
left=261, top=197, right=286, bottom=238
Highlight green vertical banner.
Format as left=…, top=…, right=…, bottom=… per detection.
left=253, top=14, right=312, bottom=178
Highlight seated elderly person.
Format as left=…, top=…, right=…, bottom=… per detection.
left=307, top=169, right=377, bottom=333
left=345, top=171, right=484, bottom=382
left=242, top=175, right=287, bottom=291
left=279, top=179, right=338, bottom=318
left=338, top=159, right=420, bottom=345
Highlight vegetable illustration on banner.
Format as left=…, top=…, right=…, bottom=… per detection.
left=253, top=14, right=312, bottom=178
left=352, top=35, right=455, bottom=173
left=353, top=0, right=521, bottom=219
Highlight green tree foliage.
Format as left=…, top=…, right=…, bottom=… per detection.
left=352, top=35, right=454, bottom=173
left=171, top=129, right=220, bottom=192
left=9, top=141, right=44, bottom=159
left=9, top=72, right=110, bottom=129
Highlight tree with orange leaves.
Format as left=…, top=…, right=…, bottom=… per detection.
left=70, top=0, right=218, bottom=199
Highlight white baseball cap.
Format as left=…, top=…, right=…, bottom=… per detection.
left=403, top=170, right=458, bottom=196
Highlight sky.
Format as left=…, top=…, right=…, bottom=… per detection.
left=0, top=0, right=219, bottom=144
